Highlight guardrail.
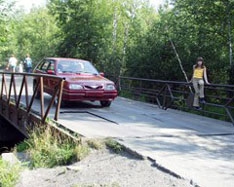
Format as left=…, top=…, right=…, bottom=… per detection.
left=117, top=76, right=234, bottom=125
left=0, top=71, right=64, bottom=136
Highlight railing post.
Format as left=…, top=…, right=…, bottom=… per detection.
left=39, top=77, right=45, bottom=121
left=16, top=75, right=26, bottom=108
left=24, top=75, right=29, bottom=108
left=0, top=72, right=66, bottom=134
left=55, top=79, right=64, bottom=121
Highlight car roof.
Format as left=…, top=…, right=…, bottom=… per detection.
left=45, top=57, right=89, bottom=63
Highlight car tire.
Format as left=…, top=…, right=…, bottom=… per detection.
left=100, top=101, right=111, bottom=107
left=54, top=97, right=66, bottom=108
left=33, top=81, right=41, bottom=99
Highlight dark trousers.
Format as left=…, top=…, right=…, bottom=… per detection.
left=25, top=67, right=32, bottom=73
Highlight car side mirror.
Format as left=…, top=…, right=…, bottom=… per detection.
left=99, top=72, right=105, bottom=77
left=47, top=70, right=55, bottom=75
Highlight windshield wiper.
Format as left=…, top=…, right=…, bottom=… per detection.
left=62, top=71, right=75, bottom=73
left=83, top=71, right=96, bottom=74
left=75, top=71, right=84, bottom=74
left=72, top=71, right=98, bottom=75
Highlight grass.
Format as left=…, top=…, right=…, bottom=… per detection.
left=119, top=90, right=133, bottom=99
left=0, top=158, right=21, bottom=187
left=12, top=124, right=128, bottom=186
left=186, top=103, right=230, bottom=121
left=15, top=125, right=90, bottom=168
left=15, top=124, right=127, bottom=169
left=120, top=90, right=148, bottom=102
left=203, top=105, right=228, bottom=121
left=86, top=139, right=104, bottom=150
left=105, top=138, right=123, bottom=154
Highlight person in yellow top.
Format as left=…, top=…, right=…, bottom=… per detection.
left=191, top=57, right=210, bottom=109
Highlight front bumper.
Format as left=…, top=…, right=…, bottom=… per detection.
left=62, top=89, right=118, bottom=101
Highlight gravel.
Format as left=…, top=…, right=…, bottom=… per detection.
left=16, top=148, right=192, bottom=187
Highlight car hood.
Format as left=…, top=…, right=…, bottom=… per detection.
left=61, top=74, right=114, bottom=84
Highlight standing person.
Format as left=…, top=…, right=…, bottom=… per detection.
left=24, top=54, right=32, bottom=73
left=191, top=57, right=210, bottom=109
left=7, top=54, right=18, bottom=72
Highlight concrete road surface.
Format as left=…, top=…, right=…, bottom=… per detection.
left=55, top=97, right=234, bottom=187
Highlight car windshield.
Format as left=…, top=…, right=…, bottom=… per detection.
left=57, top=60, right=99, bottom=74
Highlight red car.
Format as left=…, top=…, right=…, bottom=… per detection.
left=33, top=57, right=118, bottom=107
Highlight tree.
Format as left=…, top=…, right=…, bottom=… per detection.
left=48, top=0, right=156, bottom=76
left=48, top=0, right=112, bottom=61
left=171, top=0, right=234, bottom=83
left=125, top=0, right=234, bottom=84
left=0, top=0, right=15, bottom=63
left=9, top=7, right=60, bottom=64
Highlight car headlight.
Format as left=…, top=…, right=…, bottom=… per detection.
left=105, top=84, right=115, bottom=91
left=69, top=84, right=83, bottom=90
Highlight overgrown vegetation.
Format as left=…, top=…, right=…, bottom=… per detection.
left=15, top=124, right=126, bottom=169
left=86, top=139, right=104, bottom=150
left=0, top=0, right=233, bottom=84
left=0, top=122, right=131, bottom=186
left=105, top=138, right=123, bottom=154
left=16, top=125, right=89, bottom=168
left=0, top=158, right=21, bottom=187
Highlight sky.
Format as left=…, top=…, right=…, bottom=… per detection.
left=149, top=0, right=166, bottom=8
left=15, top=0, right=47, bottom=11
left=16, top=0, right=166, bottom=12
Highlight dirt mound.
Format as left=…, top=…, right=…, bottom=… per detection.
left=16, top=148, right=191, bottom=187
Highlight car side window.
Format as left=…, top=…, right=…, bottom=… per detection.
left=35, top=60, right=44, bottom=70
left=47, top=61, right=55, bottom=71
left=40, top=61, right=50, bottom=72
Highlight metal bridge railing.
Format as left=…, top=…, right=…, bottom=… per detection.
left=117, top=76, right=234, bottom=125
left=0, top=71, right=64, bottom=136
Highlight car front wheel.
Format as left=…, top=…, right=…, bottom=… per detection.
left=54, top=97, right=66, bottom=108
left=100, top=101, right=111, bottom=107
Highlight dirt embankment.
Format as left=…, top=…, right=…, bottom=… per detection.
left=16, top=148, right=192, bottom=187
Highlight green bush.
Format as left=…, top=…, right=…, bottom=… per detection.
left=16, top=125, right=89, bottom=168
left=16, top=141, right=29, bottom=152
left=86, top=139, right=104, bottom=150
left=105, top=139, right=123, bottom=153
left=0, top=158, right=21, bottom=187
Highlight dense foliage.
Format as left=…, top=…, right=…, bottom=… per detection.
left=16, top=125, right=89, bottom=168
left=0, top=0, right=14, bottom=61
left=0, top=0, right=233, bottom=84
left=0, top=158, right=21, bottom=187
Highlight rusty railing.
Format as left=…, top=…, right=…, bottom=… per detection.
left=0, top=71, right=64, bottom=136
left=118, top=76, right=234, bottom=125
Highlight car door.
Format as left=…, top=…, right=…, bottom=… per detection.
left=46, top=60, right=58, bottom=95
left=35, top=59, right=51, bottom=94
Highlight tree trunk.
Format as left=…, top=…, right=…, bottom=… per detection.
left=170, top=39, right=193, bottom=93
